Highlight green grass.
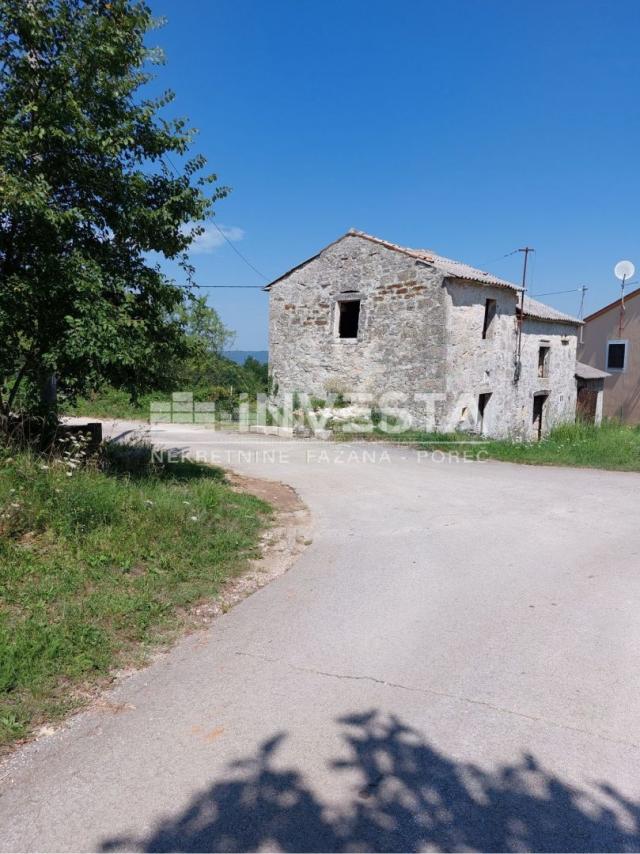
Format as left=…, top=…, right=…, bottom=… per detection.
left=0, top=443, right=271, bottom=748
left=333, top=420, right=640, bottom=472
left=68, top=387, right=259, bottom=426
left=68, top=387, right=159, bottom=421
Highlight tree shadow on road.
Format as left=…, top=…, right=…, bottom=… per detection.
left=101, top=710, right=640, bottom=852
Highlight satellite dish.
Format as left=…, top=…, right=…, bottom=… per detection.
left=614, top=260, right=635, bottom=281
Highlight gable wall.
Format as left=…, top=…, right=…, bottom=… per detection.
left=579, top=294, right=640, bottom=423
left=268, top=235, right=447, bottom=415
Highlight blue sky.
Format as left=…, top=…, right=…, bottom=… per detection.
left=148, top=0, right=640, bottom=349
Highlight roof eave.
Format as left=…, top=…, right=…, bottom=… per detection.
left=264, top=229, right=427, bottom=290
left=521, top=312, right=583, bottom=326
left=443, top=274, right=521, bottom=292
left=575, top=363, right=611, bottom=380
left=265, top=229, right=521, bottom=293
left=583, top=285, right=640, bottom=323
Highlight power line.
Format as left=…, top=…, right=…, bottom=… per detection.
left=210, top=221, right=270, bottom=282
left=477, top=248, right=520, bottom=268
left=530, top=288, right=582, bottom=297
left=161, top=154, right=271, bottom=282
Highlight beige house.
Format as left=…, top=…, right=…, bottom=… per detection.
left=579, top=287, right=640, bottom=423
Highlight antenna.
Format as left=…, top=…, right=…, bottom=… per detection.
left=514, top=247, right=534, bottom=382
left=614, top=260, right=635, bottom=337
left=578, top=285, right=588, bottom=344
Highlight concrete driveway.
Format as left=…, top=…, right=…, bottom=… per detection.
left=2, top=422, right=640, bottom=852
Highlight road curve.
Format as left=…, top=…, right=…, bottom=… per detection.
left=1, top=422, right=640, bottom=852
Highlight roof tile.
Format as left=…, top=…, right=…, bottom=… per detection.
left=347, top=230, right=519, bottom=290
left=266, top=230, right=581, bottom=326
left=521, top=296, right=581, bottom=325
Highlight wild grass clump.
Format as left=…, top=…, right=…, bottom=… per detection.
left=482, top=420, right=640, bottom=470
left=0, top=438, right=270, bottom=748
left=333, top=419, right=640, bottom=472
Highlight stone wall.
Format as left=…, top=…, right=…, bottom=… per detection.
left=442, top=283, right=579, bottom=438
left=516, top=319, right=578, bottom=440
left=268, top=234, right=579, bottom=438
left=442, top=280, right=520, bottom=438
left=268, top=234, right=447, bottom=419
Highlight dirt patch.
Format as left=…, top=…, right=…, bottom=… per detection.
left=226, top=471, right=304, bottom=513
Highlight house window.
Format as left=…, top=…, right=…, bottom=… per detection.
left=482, top=299, right=497, bottom=339
left=606, top=340, right=628, bottom=372
left=538, top=345, right=550, bottom=378
left=337, top=300, right=360, bottom=339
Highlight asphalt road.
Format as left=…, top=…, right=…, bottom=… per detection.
left=2, top=422, right=640, bottom=852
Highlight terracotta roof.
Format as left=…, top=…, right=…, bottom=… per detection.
left=520, top=295, right=581, bottom=326
left=575, top=361, right=610, bottom=380
left=264, top=230, right=520, bottom=291
left=583, top=286, right=640, bottom=323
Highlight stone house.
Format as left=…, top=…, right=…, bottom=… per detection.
left=266, top=230, right=582, bottom=439
left=578, top=286, right=640, bottom=423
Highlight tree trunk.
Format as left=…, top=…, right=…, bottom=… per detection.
left=41, top=373, right=57, bottom=409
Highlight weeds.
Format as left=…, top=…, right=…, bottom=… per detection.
left=333, top=420, right=640, bottom=472
left=0, top=438, right=270, bottom=748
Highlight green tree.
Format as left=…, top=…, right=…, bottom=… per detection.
left=170, top=300, right=268, bottom=403
left=241, top=355, right=268, bottom=392
left=0, top=0, right=225, bottom=420
left=176, top=296, right=234, bottom=386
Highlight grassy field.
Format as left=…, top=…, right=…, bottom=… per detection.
left=69, top=387, right=247, bottom=425
left=69, top=387, right=159, bottom=421
left=69, top=387, right=268, bottom=427
left=334, top=420, right=640, bottom=472
left=0, top=442, right=270, bottom=748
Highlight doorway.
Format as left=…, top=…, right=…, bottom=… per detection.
left=576, top=384, right=598, bottom=423
left=478, top=393, right=492, bottom=435
left=532, top=393, right=548, bottom=441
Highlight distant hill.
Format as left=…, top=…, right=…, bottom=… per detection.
left=223, top=350, right=268, bottom=365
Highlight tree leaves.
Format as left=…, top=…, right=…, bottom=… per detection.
left=0, top=0, right=224, bottom=415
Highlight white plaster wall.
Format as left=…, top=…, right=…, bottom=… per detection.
left=515, top=320, right=579, bottom=440
left=443, top=281, right=520, bottom=438
left=443, top=282, right=579, bottom=439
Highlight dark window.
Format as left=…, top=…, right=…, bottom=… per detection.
left=607, top=341, right=627, bottom=371
left=482, top=299, right=497, bottom=339
left=538, top=346, right=550, bottom=378
left=337, top=300, right=360, bottom=339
